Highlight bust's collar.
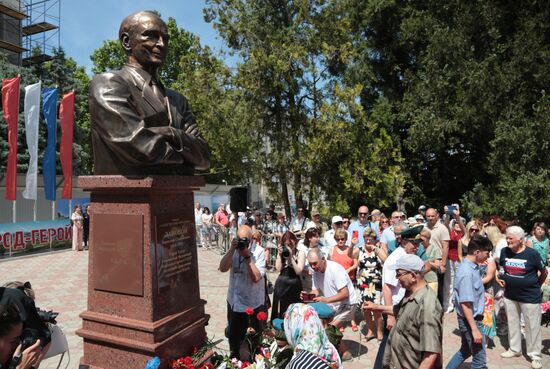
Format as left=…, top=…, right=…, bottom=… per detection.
left=124, top=63, right=162, bottom=89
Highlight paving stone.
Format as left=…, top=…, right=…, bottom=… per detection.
left=0, top=247, right=548, bottom=368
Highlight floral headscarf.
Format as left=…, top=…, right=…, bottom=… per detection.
left=283, top=303, right=342, bottom=369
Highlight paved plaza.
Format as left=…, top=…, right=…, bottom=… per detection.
left=0, top=247, right=548, bottom=369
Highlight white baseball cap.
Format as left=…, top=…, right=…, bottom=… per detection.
left=331, top=216, right=343, bottom=224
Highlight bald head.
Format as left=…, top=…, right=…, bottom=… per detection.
left=237, top=225, right=252, bottom=239
left=426, top=208, right=439, bottom=227
left=119, top=11, right=163, bottom=43
left=118, top=10, right=168, bottom=73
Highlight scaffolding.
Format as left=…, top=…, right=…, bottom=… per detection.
left=0, top=0, right=60, bottom=66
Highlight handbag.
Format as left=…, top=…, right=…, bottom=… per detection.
left=43, top=324, right=69, bottom=359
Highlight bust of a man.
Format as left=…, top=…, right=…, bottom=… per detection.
left=89, top=11, right=210, bottom=175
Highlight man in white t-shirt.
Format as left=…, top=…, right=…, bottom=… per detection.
left=194, top=202, right=203, bottom=247
left=324, top=215, right=345, bottom=247
left=424, top=208, right=450, bottom=310
left=306, top=247, right=356, bottom=328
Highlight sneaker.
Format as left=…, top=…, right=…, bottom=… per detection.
left=531, top=359, right=542, bottom=369
left=500, top=350, right=521, bottom=358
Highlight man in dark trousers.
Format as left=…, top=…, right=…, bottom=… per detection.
left=89, top=11, right=210, bottom=175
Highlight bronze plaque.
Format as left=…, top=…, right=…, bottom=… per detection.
left=93, top=214, right=144, bottom=296
left=154, top=216, right=196, bottom=293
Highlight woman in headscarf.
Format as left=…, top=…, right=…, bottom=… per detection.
left=284, top=303, right=342, bottom=369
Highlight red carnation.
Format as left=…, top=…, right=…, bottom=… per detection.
left=361, top=283, right=368, bottom=289
left=183, top=356, right=193, bottom=366
left=256, top=311, right=268, bottom=321
left=242, top=361, right=251, bottom=368
left=245, top=307, right=254, bottom=315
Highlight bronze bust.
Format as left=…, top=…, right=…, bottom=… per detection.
left=89, top=11, right=210, bottom=175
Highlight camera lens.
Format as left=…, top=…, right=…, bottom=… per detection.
left=282, top=248, right=290, bottom=258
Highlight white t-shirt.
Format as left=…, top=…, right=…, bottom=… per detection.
left=382, top=246, right=407, bottom=305
left=380, top=227, right=395, bottom=246
left=312, top=260, right=356, bottom=309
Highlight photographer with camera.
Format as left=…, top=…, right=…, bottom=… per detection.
left=271, top=231, right=306, bottom=321
left=0, top=303, right=45, bottom=369
left=0, top=283, right=54, bottom=369
left=219, top=225, right=267, bottom=360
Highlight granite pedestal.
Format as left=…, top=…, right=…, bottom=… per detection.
left=76, top=175, right=209, bottom=369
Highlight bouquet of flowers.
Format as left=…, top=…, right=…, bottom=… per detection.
left=541, top=301, right=550, bottom=326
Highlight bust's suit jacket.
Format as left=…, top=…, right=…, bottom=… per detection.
left=89, top=64, right=210, bottom=175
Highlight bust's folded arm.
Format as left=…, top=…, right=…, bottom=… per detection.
left=168, top=95, right=210, bottom=171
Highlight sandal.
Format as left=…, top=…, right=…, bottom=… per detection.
left=364, top=334, right=376, bottom=341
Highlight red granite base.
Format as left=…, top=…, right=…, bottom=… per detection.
left=76, top=175, right=209, bottom=369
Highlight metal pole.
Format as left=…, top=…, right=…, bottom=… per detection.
left=33, top=200, right=37, bottom=222
left=12, top=201, right=16, bottom=223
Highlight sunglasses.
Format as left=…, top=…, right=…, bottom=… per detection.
left=470, top=228, right=480, bottom=232
left=343, top=220, right=349, bottom=223
left=395, top=270, right=411, bottom=278
left=335, top=238, right=346, bottom=241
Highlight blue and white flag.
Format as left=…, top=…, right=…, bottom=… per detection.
left=42, top=87, right=58, bottom=201
left=22, top=81, right=41, bottom=200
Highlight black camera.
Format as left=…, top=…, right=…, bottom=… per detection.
left=37, top=308, right=58, bottom=324
left=281, top=248, right=290, bottom=258
left=237, top=237, right=250, bottom=250
left=20, top=327, right=51, bottom=350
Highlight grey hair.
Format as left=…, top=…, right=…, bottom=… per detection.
left=307, top=247, right=324, bottom=261
left=394, top=221, right=409, bottom=234
left=506, top=225, right=525, bottom=240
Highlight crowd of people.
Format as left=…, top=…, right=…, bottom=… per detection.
left=213, top=202, right=549, bottom=369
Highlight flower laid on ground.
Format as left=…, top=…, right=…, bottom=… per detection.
left=256, top=311, right=268, bottom=321
left=541, top=301, right=550, bottom=312
left=171, top=356, right=194, bottom=369
left=245, top=307, right=254, bottom=315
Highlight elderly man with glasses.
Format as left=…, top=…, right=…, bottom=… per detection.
left=367, top=252, right=442, bottom=369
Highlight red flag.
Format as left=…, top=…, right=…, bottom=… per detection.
left=60, top=91, right=75, bottom=199
left=2, top=77, right=21, bottom=200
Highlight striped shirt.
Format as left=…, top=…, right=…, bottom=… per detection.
left=287, top=350, right=330, bottom=369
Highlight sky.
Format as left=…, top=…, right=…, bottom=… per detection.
left=60, top=0, right=229, bottom=73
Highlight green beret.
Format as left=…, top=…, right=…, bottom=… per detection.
left=399, top=224, right=423, bottom=241
left=275, top=329, right=287, bottom=341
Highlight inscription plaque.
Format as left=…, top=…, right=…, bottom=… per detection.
left=93, top=213, right=144, bottom=296
left=154, top=216, right=195, bottom=292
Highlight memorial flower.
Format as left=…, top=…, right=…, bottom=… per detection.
left=256, top=311, right=268, bottom=321
left=245, top=307, right=254, bottom=315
